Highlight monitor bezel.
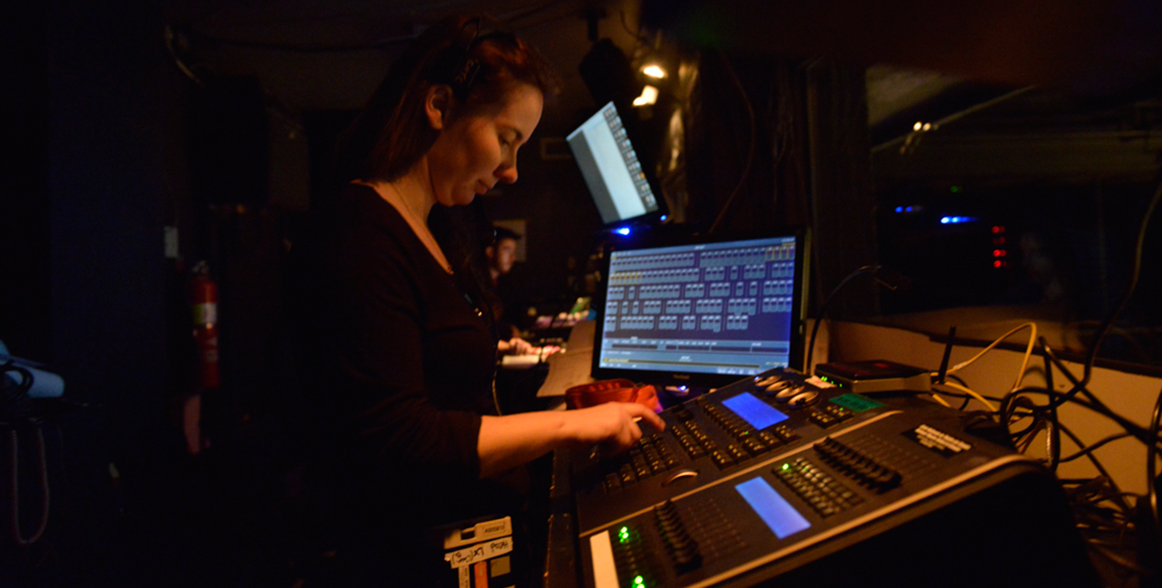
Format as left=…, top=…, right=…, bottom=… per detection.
left=589, top=227, right=811, bottom=389
left=566, top=101, right=669, bottom=227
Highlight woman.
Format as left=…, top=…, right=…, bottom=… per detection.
left=286, top=15, right=664, bottom=586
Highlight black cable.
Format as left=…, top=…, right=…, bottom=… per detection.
left=1002, top=389, right=1112, bottom=460
left=1057, top=432, right=1134, bottom=464
left=1003, top=383, right=1152, bottom=448
left=927, top=328, right=978, bottom=410
left=1005, top=340, right=1151, bottom=445
left=999, top=180, right=1162, bottom=489
left=936, top=326, right=956, bottom=385
left=1067, top=177, right=1162, bottom=406
left=1054, top=419, right=1130, bottom=514
left=1008, top=397, right=1048, bottom=451
left=804, top=264, right=878, bottom=373
left=1044, top=339, right=1062, bottom=471
left=1053, top=374, right=1150, bottom=444
left=1077, top=491, right=1142, bottom=512
left=1017, top=424, right=1046, bottom=454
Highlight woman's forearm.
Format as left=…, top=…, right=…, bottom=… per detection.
left=477, top=402, right=665, bottom=478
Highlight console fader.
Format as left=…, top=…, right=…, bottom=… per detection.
left=568, top=368, right=1092, bottom=588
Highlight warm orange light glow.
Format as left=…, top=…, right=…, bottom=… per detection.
left=642, top=64, right=667, bottom=79
left=633, top=85, right=659, bottom=106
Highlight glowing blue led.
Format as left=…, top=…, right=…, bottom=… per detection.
left=660, top=215, right=668, bottom=221
left=940, top=216, right=977, bottom=225
left=615, top=227, right=632, bottom=236
left=895, top=206, right=904, bottom=213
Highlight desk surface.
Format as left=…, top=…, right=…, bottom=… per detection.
left=536, top=320, right=596, bottom=399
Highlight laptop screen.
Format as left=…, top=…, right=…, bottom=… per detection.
left=591, top=231, right=809, bottom=388
left=566, top=101, right=664, bottom=226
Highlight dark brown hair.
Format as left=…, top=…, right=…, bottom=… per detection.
left=337, top=15, right=560, bottom=183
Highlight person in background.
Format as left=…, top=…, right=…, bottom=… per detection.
left=485, top=225, right=521, bottom=287
left=485, top=226, right=536, bottom=355
left=285, top=14, right=663, bottom=587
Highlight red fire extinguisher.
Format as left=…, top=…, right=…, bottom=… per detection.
left=190, top=260, right=220, bottom=390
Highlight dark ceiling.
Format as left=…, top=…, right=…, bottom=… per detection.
left=168, top=0, right=1162, bottom=151
left=166, top=0, right=645, bottom=136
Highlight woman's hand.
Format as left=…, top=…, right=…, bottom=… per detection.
left=508, top=337, right=535, bottom=355
left=563, top=402, right=666, bottom=455
left=497, top=337, right=536, bottom=356
left=477, top=401, right=666, bottom=478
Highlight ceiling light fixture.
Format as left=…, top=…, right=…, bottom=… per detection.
left=633, top=85, right=659, bottom=106
left=641, top=64, right=666, bottom=79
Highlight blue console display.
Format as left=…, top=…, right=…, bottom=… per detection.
left=722, top=392, right=789, bottom=430
left=735, top=477, right=811, bottom=539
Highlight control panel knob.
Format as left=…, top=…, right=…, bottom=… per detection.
left=764, top=379, right=792, bottom=396
left=756, top=375, right=782, bottom=387
left=789, top=390, right=819, bottom=408
left=774, top=385, right=802, bottom=402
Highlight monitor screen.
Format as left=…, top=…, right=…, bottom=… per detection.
left=591, top=231, right=809, bottom=388
left=566, top=101, right=662, bottom=225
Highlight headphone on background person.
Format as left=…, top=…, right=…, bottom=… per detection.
left=432, top=16, right=517, bottom=100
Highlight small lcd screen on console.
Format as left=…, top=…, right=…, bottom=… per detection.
left=722, top=393, right=789, bottom=430
left=735, top=477, right=811, bottom=539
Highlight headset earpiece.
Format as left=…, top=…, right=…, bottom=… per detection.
left=438, top=16, right=515, bottom=100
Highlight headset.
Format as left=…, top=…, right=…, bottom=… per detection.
left=433, top=16, right=517, bottom=100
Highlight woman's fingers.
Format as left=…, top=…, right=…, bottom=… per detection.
left=603, top=402, right=664, bottom=453
left=624, top=402, right=666, bottom=432
left=568, top=401, right=670, bottom=456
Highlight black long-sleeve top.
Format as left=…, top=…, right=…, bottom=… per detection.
left=286, top=183, right=520, bottom=571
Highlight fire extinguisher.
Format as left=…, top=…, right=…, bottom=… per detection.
left=189, top=260, right=220, bottom=390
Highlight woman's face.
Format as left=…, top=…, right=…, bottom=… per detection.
left=427, top=82, right=544, bottom=207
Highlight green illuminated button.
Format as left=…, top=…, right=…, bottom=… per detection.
left=830, top=393, right=884, bottom=413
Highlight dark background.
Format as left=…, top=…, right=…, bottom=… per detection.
left=2, top=0, right=1161, bottom=585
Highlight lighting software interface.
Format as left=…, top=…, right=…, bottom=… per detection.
left=597, top=236, right=799, bottom=377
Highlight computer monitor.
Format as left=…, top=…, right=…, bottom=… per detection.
left=591, top=230, right=810, bottom=389
left=566, top=101, right=665, bottom=226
